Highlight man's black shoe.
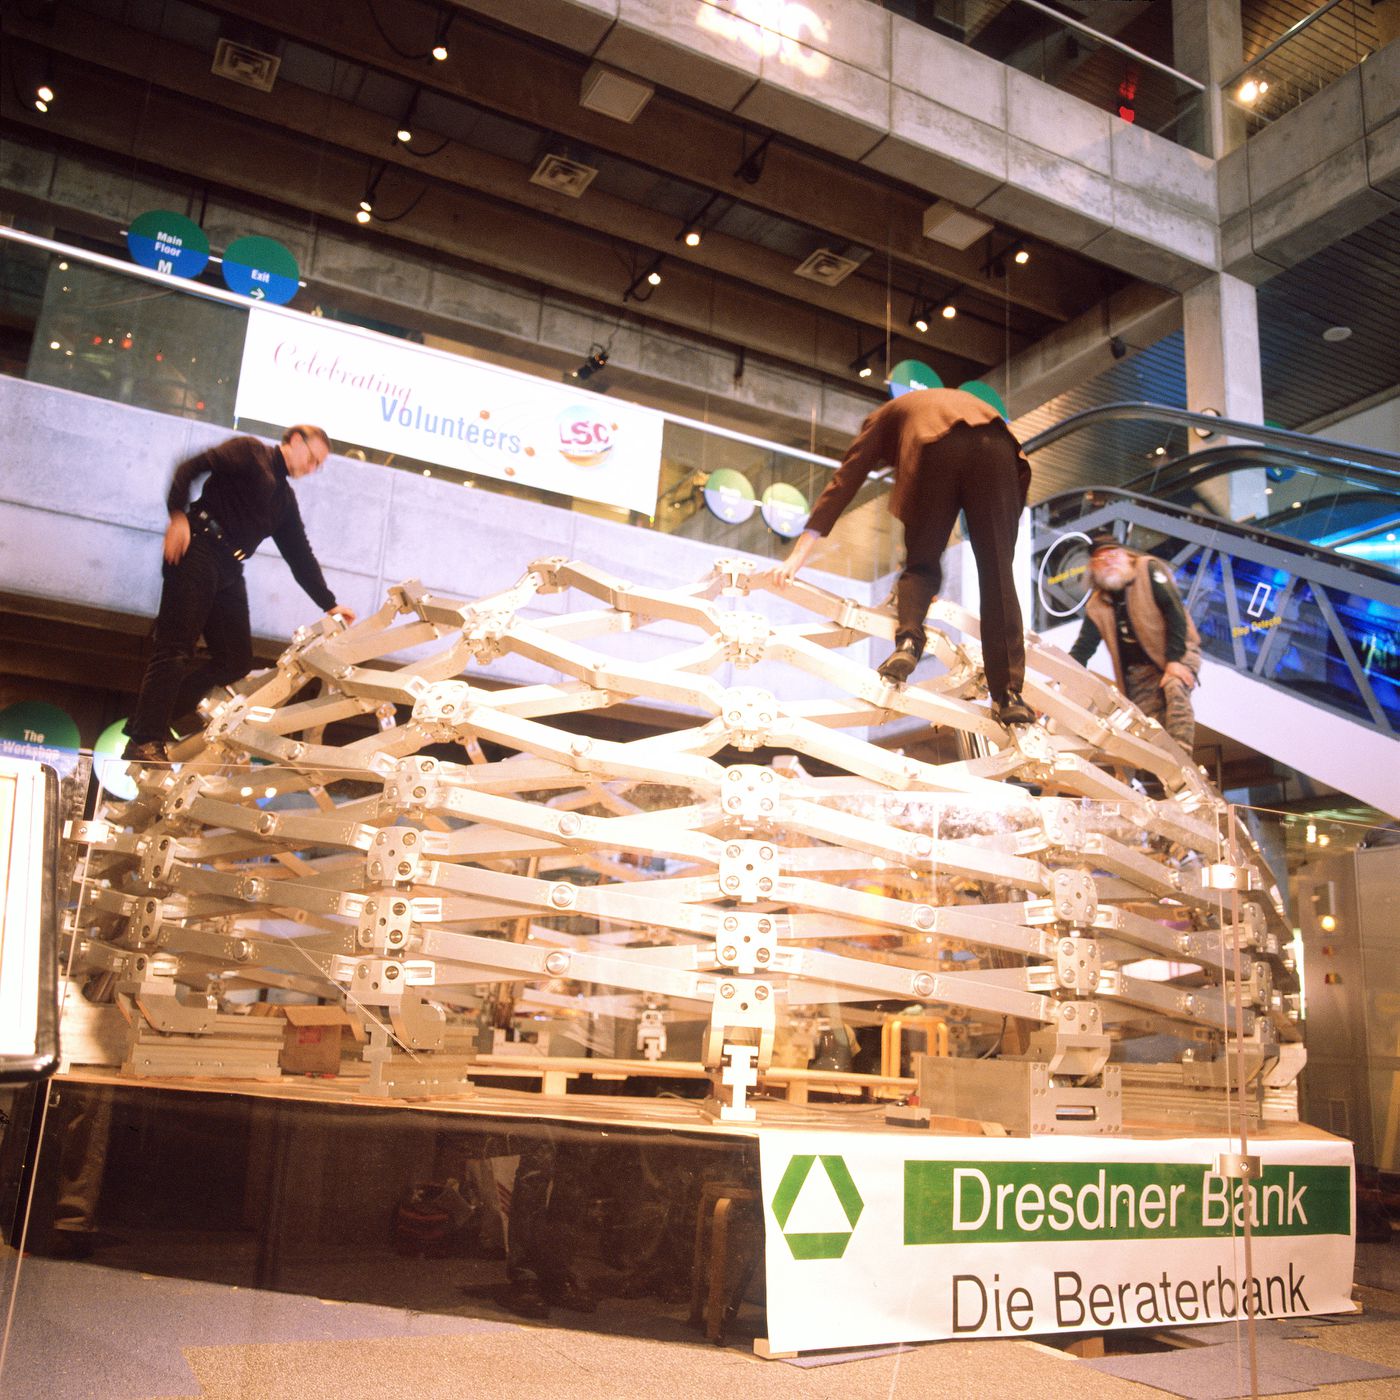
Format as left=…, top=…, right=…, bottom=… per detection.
left=545, top=1273, right=598, bottom=1314
left=877, top=639, right=923, bottom=684
left=121, top=739, right=168, bottom=764
left=993, top=693, right=1036, bottom=727
left=497, top=1278, right=551, bottom=1320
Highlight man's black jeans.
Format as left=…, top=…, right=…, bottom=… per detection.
left=128, top=534, right=253, bottom=742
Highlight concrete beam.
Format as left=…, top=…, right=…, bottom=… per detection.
left=991, top=284, right=1182, bottom=420
left=187, top=0, right=1091, bottom=323
left=7, top=4, right=1012, bottom=367
left=456, top=0, right=1227, bottom=286
left=1221, top=46, right=1400, bottom=282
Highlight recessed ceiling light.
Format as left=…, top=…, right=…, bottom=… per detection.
left=1322, top=325, right=1352, bottom=342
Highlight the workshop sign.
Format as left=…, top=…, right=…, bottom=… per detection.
left=234, top=306, right=664, bottom=514
left=758, top=1130, right=1354, bottom=1353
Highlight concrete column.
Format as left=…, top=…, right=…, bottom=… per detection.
left=1182, top=271, right=1267, bottom=519
left=1172, top=0, right=1246, bottom=157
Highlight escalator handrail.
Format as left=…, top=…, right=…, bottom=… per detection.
left=1020, top=401, right=1400, bottom=476
left=1034, top=485, right=1400, bottom=597
left=1118, top=442, right=1400, bottom=498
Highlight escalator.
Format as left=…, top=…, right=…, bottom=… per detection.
left=1021, top=405, right=1400, bottom=815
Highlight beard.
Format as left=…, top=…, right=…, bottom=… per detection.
left=1092, top=563, right=1131, bottom=592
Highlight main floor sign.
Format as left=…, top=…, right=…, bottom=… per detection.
left=235, top=307, right=665, bottom=515
left=759, top=1129, right=1354, bottom=1353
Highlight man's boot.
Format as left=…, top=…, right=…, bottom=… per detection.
left=877, top=637, right=923, bottom=684
left=121, top=739, right=168, bottom=764
left=992, top=692, right=1035, bottom=727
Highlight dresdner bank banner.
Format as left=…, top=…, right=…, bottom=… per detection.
left=235, top=307, right=665, bottom=515
left=759, top=1129, right=1354, bottom=1353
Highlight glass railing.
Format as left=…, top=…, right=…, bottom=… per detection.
left=0, top=746, right=1317, bottom=1383
left=0, top=228, right=883, bottom=579
left=877, top=0, right=1210, bottom=152
left=1226, top=0, right=1391, bottom=132
left=1023, top=402, right=1400, bottom=556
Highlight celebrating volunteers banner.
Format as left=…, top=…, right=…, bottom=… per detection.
left=759, top=1129, right=1354, bottom=1353
left=234, top=306, right=665, bottom=515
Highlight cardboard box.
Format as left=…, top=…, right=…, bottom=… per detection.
left=250, top=1003, right=365, bottom=1075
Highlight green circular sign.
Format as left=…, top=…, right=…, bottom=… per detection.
left=222, top=235, right=300, bottom=304
left=958, top=379, right=1009, bottom=419
left=703, top=467, right=758, bottom=525
left=888, top=360, right=942, bottom=399
left=126, top=209, right=210, bottom=279
left=760, top=483, right=810, bottom=538
left=94, top=718, right=138, bottom=800
left=0, top=700, right=80, bottom=749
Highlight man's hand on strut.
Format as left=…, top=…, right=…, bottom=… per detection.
left=765, top=529, right=818, bottom=586
left=327, top=604, right=357, bottom=626
left=1162, top=660, right=1196, bottom=690
left=163, top=511, right=191, bottom=564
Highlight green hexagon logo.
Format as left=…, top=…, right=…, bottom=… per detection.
left=771, top=1154, right=864, bottom=1259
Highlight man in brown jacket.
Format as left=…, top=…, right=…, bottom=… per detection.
left=772, top=387, right=1034, bottom=725
left=1068, top=531, right=1201, bottom=749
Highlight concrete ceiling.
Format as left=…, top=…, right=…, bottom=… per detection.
left=1, top=0, right=1133, bottom=436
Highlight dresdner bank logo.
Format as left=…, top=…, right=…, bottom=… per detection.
left=772, top=1154, right=864, bottom=1259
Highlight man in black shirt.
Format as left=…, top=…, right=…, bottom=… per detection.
left=123, top=425, right=355, bottom=762
left=1068, top=531, right=1201, bottom=748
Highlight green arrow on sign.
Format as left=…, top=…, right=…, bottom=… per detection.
left=772, top=1154, right=864, bottom=1259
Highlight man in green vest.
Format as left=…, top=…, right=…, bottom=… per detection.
left=1068, top=531, right=1201, bottom=750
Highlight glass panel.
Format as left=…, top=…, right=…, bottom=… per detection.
left=1329, top=585, right=1400, bottom=730
left=27, top=257, right=247, bottom=426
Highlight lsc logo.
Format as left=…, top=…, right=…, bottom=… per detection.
left=557, top=406, right=616, bottom=467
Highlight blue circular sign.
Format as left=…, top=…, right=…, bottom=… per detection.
left=221, top=235, right=300, bottom=304
left=127, top=209, right=210, bottom=279
left=760, top=483, right=810, bottom=538
left=703, top=468, right=758, bottom=525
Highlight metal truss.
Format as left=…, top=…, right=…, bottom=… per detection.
left=66, top=557, right=1301, bottom=1124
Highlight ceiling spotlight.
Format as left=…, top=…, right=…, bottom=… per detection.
left=941, top=303, right=957, bottom=320
left=355, top=208, right=372, bottom=224
left=396, top=126, right=413, bottom=143
left=37, top=84, right=54, bottom=103
left=858, top=362, right=873, bottom=379
left=682, top=228, right=702, bottom=248
left=1013, top=246, right=1030, bottom=266
left=571, top=347, right=609, bottom=380
left=625, top=257, right=665, bottom=301
left=430, top=10, right=452, bottom=61
left=914, top=313, right=929, bottom=334
left=1238, top=77, right=1268, bottom=103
